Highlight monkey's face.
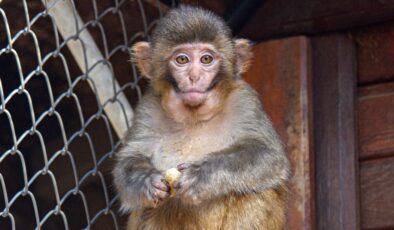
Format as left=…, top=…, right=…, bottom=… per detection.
left=166, top=43, right=222, bottom=107
left=131, top=38, right=252, bottom=121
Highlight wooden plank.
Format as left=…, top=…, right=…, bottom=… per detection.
left=355, top=22, right=394, bottom=85
left=243, top=37, right=315, bottom=230
left=239, top=0, right=394, bottom=41
left=45, top=0, right=134, bottom=138
left=358, top=82, right=394, bottom=160
left=360, top=157, right=394, bottom=229
left=312, top=35, right=359, bottom=230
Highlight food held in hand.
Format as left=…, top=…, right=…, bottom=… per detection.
left=164, top=168, right=182, bottom=186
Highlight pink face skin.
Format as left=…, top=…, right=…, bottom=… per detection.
left=167, top=43, right=222, bottom=107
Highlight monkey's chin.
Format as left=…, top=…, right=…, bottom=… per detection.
left=180, top=91, right=208, bottom=107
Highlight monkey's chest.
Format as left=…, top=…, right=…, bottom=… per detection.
left=151, top=131, right=231, bottom=171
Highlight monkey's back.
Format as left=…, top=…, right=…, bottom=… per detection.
left=127, top=185, right=286, bottom=230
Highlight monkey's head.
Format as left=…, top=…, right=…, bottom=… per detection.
left=132, top=5, right=252, bottom=122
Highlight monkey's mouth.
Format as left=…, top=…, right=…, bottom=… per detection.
left=179, top=90, right=208, bottom=106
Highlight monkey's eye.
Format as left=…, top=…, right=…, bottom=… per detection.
left=200, top=54, right=213, bottom=64
left=175, top=55, right=189, bottom=64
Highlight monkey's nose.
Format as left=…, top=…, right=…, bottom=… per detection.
left=188, top=66, right=200, bottom=83
left=189, top=74, right=200, bottom=83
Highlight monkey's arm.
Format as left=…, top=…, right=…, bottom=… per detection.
left=113, top=151, right=170, bottom=212
left=176, top=138, right=289, bottom=204
left=113, top=95, right=172, bottom=212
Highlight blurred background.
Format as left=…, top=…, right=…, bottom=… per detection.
left=0, top=0, right=393, bottom=229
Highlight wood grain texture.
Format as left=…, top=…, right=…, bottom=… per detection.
left=312, top=35, right=359, bottom=230
left=355, top=22, right=394, bottom=85
left=360, top=157, right=394, bottom=229
left=243, top=37, right=315, bottom=230
left=358, top=82, right=394, bottom=160
left=239, top=0, right=394, bottom=41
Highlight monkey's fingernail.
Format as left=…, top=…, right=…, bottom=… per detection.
left=173, top=182, right=181, bottom=190
left=153, top=182, right=165, bottom=190
left=161, top=179, right=170, bottom=187
left=153, top=200, right=159, bottom=208
left=177, top=163, right=189, bottom=171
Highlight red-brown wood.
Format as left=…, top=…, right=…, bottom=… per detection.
left=239, top=0, right=394, bottom=41
left=360, top=157, right=394, bottom=229
left=358, top=82, right=394, bottom=160
left=355, top=23, right=394, bottom=85
left=243, top=37, right=315, bottom=230
left=312, top=35, right=359, bottom=230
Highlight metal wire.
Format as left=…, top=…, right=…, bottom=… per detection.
left=0, top=0, right=172, bottom=229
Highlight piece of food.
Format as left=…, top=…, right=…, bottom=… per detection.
left=164, top=168, right=182, bottom=197
left=164, top=168, right=182, bottom=186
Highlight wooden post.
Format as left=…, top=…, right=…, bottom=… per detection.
left=44, top=0, right=134, bottom=138
left=312, top=34, right=359, bottom=230
left=244, top=36, right=315, bottom=230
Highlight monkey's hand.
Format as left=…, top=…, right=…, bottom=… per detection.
left=173, top=163, right=207, bottom=205
left=145, top=173, right=171, bottom=208
left=113, top=153, right=171, bottom=211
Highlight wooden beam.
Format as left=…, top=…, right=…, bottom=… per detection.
left=240, top=1, right=394, bottom=41
left=45, top=0, right=134, bottom=138
left=244, top=37, right=315, bottom=230
left=355, top=22, right=394, bottom=85
left=312, top=35, right=359, bottom=229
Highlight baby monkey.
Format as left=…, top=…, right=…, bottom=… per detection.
left=113, top=5, right=290, bottom=230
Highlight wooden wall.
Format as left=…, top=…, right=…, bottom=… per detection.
left=243, top=22, right=394, bottom=230
left=356, top=23, right=394, bottom=229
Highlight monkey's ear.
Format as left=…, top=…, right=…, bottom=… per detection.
left=131, top=41, right=152, bottom=78
left=234, top=39, right=253, bottom=76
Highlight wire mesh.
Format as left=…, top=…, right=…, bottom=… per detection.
left=0, top=0, right=173, bottom=229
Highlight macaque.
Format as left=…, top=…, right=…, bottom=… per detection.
left=113, top=5, right=290, bottom=230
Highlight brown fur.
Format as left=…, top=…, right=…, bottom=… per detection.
left=128, top=185, right=287, bottom=230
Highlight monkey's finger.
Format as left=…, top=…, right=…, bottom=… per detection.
left=177, top=163, right=190, bottom=171
left=152, top=198, right=160, bottom=208
left=151, top=174, right=169, bottom=188
left=154, top=189, right=170, bottom=199
left=160, top=177, right=169, bottom=185
left=173, top=181, right=182, bottom=190
left=152, top=181, right=170, bottom=192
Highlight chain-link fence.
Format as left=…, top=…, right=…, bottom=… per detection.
left=0, top=0, right=174, bottom=229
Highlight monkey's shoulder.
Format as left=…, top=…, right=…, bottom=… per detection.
left=131, top=93, right=169, bottom=129
left=226, top=80, right=263, bottom=113
left=223, top=80, right=271, bottom=127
